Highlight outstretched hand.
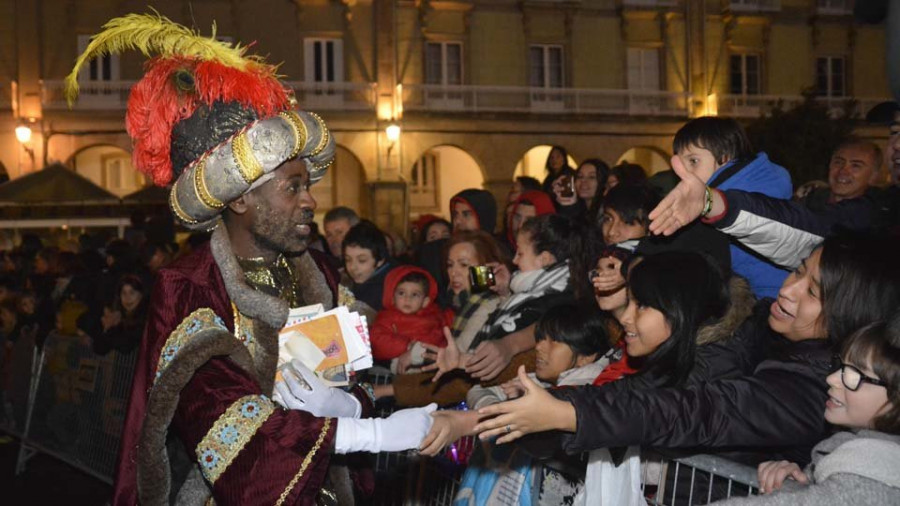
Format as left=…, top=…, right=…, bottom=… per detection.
left=421, top=327, right=462, bottom=383
left=472, top=366, right=576, bottom=444
left=648, top=156, right=707, bottom=236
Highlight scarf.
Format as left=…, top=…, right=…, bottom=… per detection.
left=471, top=261, right=570, bottom=348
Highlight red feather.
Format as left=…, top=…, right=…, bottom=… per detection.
left=125, top=56, right=290, bottom=186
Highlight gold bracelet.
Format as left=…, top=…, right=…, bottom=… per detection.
left=232, top=130, right=264, bottom=184
left=279, top=110, right=308, bottom=160
left=193, top=160, right=224, bottom=210
left=701, top=186, right=714, bottom=217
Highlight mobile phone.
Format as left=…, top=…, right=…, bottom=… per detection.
left=469, top=265, right=496, bottom=293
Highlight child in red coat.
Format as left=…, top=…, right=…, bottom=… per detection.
left=371, top=266, right=454, bottom=373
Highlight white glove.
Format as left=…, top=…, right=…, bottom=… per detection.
left=334, top=403, right=437, bottom=454
left=273, top=360, right=361, bottom=418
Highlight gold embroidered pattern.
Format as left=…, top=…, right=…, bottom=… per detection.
left=279, top=111, right=307, bottom=160
left=232, top=130, right=264, bottom=183
left=195, top=395, right=275, bottom=484
left=275, top=418, right=332, bottom=506
left=231, top=302, right=258, bottom=362
left=193, top=159, right=224, bottom=210
left=154, top=308, right=228, bottom=382
left=307, top=112, right=330, bottom=159
left=169, top=179, right=199, bottom=225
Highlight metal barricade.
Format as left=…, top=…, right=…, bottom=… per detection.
left=9, top=332, right=138, bottom=484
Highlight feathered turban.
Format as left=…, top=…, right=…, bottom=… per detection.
left=65, top=12, right=335, bottom=229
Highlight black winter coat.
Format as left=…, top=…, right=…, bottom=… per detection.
left=550, top=298, right=833, bottom=466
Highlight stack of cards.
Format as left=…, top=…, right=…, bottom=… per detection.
left=277, top=304, right=372, bottom=387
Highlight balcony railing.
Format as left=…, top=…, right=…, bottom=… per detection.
left=402, top=84, right=691, bottom=117
left=728, top=0, right=780, bottom=12
left=816, top=0, right=852, bottom=15
left=718, top=94, right=889, bottom=118
left=622, top=0, right=679, bottom=7
left=42, top=80, right=135, bottom=110
left=284, top=81, right=377, bottom=111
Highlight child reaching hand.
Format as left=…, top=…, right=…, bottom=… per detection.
left=370, top=266, right=454, bottom=373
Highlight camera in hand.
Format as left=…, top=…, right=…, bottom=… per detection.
left=469, top=265, right=496, bottom=293
left=558, top=175, right=575, bottom=198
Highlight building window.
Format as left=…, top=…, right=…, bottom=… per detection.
left=529, top=45, right=564, bottom=89
left=816, top=56, right=846, bottom=97
left=409, top=151, right=439, bottom=211
left=304, top=38, right=344, bottom=83
left=729, top=0, right=781, bottom=12
left=77, top=35, right=120, bottom=83
left=425, top=42, right=463, bottom=86
left=626, top=47, right=661, bottom=91
left=730, top=54, right=761, bottom=95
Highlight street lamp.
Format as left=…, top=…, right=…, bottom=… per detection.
left=15, top=120, right=36, bottom=168
left=15, top=124, right=32, bottom=143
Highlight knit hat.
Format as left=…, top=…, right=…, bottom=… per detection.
left=65, top=12, right=335, bottom=230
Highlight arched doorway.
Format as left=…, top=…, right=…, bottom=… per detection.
left=513, top=145, right=578, bottom=181
left=311, top=145, right=368, bottom=219
left=409, top=145, right=484, bottom=220
left=617, top=147, right=670, bottom=176
left=69, top=144, right=143, bottom=197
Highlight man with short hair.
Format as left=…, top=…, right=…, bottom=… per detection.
left=73, top=15, right=434, bottom=506
left=804, top=139, right=883, bottom=209
left=323, top=206, right=360, bottom=260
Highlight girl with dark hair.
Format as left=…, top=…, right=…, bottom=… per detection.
left=551, top=158, right=610, bottom=222
left=475, top=233, right=900, bottom=478
left=92, top=275, right=148, bottom=355
left=722, top=315, right=900, bottom=505
left=541, top=145, right=576, bottom=193
left=604, top=162, right=647, bottom=195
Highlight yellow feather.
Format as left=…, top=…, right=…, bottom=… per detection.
left=64, top=12, right=255, bottom=106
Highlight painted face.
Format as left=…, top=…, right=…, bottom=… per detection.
left=452, top=201, right=479, bottom=232
left=676, top=144, right=722, bottom=183
left=825, top=358, right=890, bottom=429
left=601, top=208, right=647, bottom=245
left=247, top=159, right=317, bottom=256
left=888, top=111, right=900, bottom=186
left=511, top=203, right=537, bottom=238
left=513, top=231, right=549, bottom=273
left=343, top=245, right=383, bottom=285
left=575, top=163, right=599, bottom=201
left=425, top=222, right=451, bottom=243
left=535, top=338, right=577, bottom=383
left=828, top=144, right=879, bottom=202
left=393, top=281, right=429, bottom=315
left=618, top=296, right=671, bottom=358
left=447, top=242, right=479, bottom=294
left=120, top=283, right=143, bottom=313
left=768, top=248, right=825, bottom=341
left=324, top=218, right=353, bottom=258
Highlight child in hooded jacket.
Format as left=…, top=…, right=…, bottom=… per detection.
left=371, top=266, right=454, bottom=373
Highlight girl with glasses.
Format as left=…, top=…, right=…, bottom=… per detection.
left=721, top=315, right=900, bottom=505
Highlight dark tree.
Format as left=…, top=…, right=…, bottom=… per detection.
left=745, top=90, right=857, bottom=186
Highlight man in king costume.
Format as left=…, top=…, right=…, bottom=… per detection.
left=66, top=14, right=435, bottom=506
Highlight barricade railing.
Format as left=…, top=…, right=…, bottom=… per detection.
left=3, top=332, right=139, bottom=485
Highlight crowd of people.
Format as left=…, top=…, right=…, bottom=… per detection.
left=275, top=113, right=900, bottom=505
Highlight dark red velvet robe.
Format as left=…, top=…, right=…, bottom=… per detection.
left=112, top=243, right=346, bottom=505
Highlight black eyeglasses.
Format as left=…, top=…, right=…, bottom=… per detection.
left=837, top=362, right=887, bottom=392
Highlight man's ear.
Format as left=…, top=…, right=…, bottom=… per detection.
left=421, top=296, right=431, bottom=309
left=228, top=194, right=251, bottom=215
